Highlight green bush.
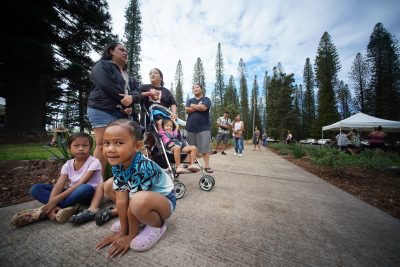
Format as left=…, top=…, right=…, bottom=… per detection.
left=291, top=144, right=305, bottom=159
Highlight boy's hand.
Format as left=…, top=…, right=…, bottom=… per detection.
left=107, top=235, right=133, bottom=259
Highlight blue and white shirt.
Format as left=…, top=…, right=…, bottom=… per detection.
left=112, top=151, right=174, bottom=198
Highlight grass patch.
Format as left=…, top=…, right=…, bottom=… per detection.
left=269, top=143, right=400, bottom=170
left=0, top=143, right=65, bottom=160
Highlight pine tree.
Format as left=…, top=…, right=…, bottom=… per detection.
left=214, top=43, right=225, bottom=106
left=266, top=63, right=295, bottom=140
left=367, top=22, right=400, bottom=120
left=124, top=0, right=142, bottom=84
left=336, top=80, right=352, bottom=119
left=174, top=60, right=185, bottom=119
left=302, top=58, right=316, bottom=137
left=262, top=71, right=269, bottom=131
left=314, top=32, right=341, bottom=136
left=293, top=84, right=303, bottom=139
left=250, top=75, right=261, bottom=133
left=192, top=57, right=206, bottom=94
left=224, top=75, right=239, bottom=110
left=349, top=53, right=370, bottom=113
left=0, top=0, right=114, bottom=134
left=238, top=58, right=250, bottom=138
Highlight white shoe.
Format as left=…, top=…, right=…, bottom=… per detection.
left=238, top=154, right=242, bottom=157
left=233, top=153, right=237, bottom=156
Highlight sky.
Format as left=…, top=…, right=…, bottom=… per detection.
left=104, top=0, right=400, bottom=98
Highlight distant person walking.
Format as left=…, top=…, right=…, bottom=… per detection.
left=232, top=114, right=244, bottom=157
left=286, top=131, right=293, bottom=144
left=262, top=131, right=268, bottom=147
left=253, top=126, right=261, bottom=151
left=215, top=111, right=232, bottom=155
left=185, top=84, right=213, bottom=173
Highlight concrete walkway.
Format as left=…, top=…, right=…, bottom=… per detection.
left=0, top=145, right=399, bottom=266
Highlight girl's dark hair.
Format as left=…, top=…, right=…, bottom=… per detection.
left=193, top=83, right=204, bottom=90
left=68, top=133, right=93, bottom=149
left=150, top=68, right=164, bottom=86
left=162, top=119, right=175, bottom=130
left=106, top=119, right=143, bottom=141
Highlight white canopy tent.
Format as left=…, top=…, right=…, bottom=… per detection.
left=322, top=112, right=400, bottom=137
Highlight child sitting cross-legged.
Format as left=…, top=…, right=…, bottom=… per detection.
left=11, top=133, right=102, bottom=227
left=158, top=119, right=200, bottom=174
left=95, top=119, right=177, bottom=258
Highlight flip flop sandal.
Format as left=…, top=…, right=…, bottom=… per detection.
left=69, top=209, right=96, bottom=224
left=204, top=167, right=214, bottom=173
left=130, top=223, right=167, bottom=252
left=56, top=205, right=79, bottom=223
left=95, top=207, right=114, bottom=226
left=11, top=206, right=44, bottom=227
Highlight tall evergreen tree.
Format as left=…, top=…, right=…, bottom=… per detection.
left=349, top=52, right=370, bottom=113
left=224, top=75, right=239, bottom=109
left=238, top=58, right=250, bottom=138
left=262, top=70, right=269, bottom=131
left=302, top=58, right=316, bottom=137
left=124, top=0, right=142, bottom=84
left=250, top=75, right=261, bottom=132
left=214, top=43, right=225, bottom=106
left=266, top=63, right=295, bottom=140
left=367, top=22, right=400, bottom=120
left=314, top=32, right=341, bottom=136
left=0, top=0, right=113, bottom=134
left=174, top=60, right=185, bottom=119
left=192, top=57, right=206, bottom=94
left=337, top=80, right=352, bottom=119
left=293, top=84, right=303, bottom=139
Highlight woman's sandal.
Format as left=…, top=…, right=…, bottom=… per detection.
left=204, top=167, right=214, bottom=173
left=69, top=209, right=96, bottom=224
left=11, top=206, right=44, bottom=227
left=130, top=223, right=167, bottom=252
left=95, top=207, right=114, bottom=226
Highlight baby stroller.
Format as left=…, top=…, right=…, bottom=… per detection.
left=143, top=104, right=215, bottom=199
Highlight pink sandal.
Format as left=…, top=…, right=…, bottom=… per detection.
left=110, top=220, right=145, bottom=233
left=11, top=206, right=44, bottom=227
left=130, top=223, right=167, bottom=252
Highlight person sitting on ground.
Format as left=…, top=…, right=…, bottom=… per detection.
left=215, top=111, right=232, bottom=155
left=48, top=125, right=69, bottom=147
left=11, top=133, right=102, bottom=227
left=96, top=119, right=177, bottom=257
left=336, top=131, right=348, bottom=151
left=158, top=119, right=200, bottom=174
left=369, top=125, right=387, bottom=150
left=347, top=129, right=361, bottom=155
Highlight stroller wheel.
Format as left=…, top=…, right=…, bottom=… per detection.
left=199, top=175, right=214, bottom=191
left=174, top=182, right=186, bottom=199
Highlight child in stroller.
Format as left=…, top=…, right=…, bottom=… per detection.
left=158, top=119, right=200, bottom=174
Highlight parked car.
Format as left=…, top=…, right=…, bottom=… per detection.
left=317, top=139, right=332, bottom=145
left=300, top=138, right=318, bottom=145
left=266, top=137, right=278, bottom=143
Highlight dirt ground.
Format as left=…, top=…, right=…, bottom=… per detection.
left=1, top=151, right=399, bottom=220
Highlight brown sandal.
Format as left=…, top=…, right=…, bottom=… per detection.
left=11, top=206, right=44, bottom=227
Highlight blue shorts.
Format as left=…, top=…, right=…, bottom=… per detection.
left=165, top=190, right=177, bottom=216
left=87, top=107, right=127, bottom=128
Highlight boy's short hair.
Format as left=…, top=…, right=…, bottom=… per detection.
left=107, top=119, right=143, bottom=141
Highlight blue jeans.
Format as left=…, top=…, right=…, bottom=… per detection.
left=234, top=137, right=243, bottom=154
left=29, top=183, right=95, bottom=208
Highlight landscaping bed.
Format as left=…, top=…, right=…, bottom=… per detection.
left=269, top=145, right=400, bottom=219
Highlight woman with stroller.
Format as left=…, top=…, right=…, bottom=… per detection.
left=158, top=119, right=200, bottom=174
left=87, top=42, right=141, bottom=176
left=140, top=68, right=177, bottom=125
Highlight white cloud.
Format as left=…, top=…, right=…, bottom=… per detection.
left=107, top=0, right=400, bottom=97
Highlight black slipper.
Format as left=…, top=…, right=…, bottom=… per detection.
left=204, top=167, right=214, bottom=173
